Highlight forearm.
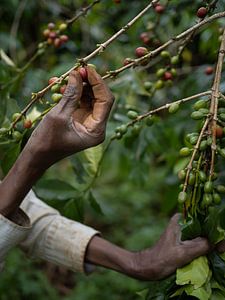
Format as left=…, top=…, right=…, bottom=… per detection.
left=0, top=144, right=44, bottom=218
left=85, top=236, right=139, bottom=279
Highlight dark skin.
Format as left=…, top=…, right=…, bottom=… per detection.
left=0, top=67, right=210, bottom=280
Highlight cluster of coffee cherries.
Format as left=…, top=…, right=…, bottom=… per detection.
left=177, top=98, right=225, bottom=209
left=42, top=22, right=69, bottom=48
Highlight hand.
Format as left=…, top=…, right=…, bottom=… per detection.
left=28, top=66, right=114, bottom=168
left=132, top=214, right=210, bottom=280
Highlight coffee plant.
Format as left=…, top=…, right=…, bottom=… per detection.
left=1, top=0, right=225, bottom=299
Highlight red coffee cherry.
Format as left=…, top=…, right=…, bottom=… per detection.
left=60, top=35, right=69, bottom=43
left=60, top=85, right=67, bottom=94
left=23, top=119, right=32, bottom=129
left=163, top=71, right=173, bottom=81
left=79, top=67, right=88, bottom=81
left=205, top=66, right=214, bottom=75
left=48, top=77, right=59, bottom=85
left=49, top=31, right=57, bottom=39
left=140, top=32, right=150, bottom=45
left=135, top=47, right=148, bottom=58
left=197, top=7, right=207, bottom=18
left=54, top=38, right=62, bottom=48
left=154, top=4, right=165, bottom=14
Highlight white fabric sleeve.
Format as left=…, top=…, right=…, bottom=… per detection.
left=20, top=190, right=99, bottom=273
left=0, top=208, right=31, bottom=271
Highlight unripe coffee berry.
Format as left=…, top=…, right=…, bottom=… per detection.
left=197, top=7, right=207, bottom=18
left=160, top=50, right=170, bottom=58
left=12, top=131, right=22, bottom=141
left=52, top=93, right=63, bottom=103
left=135, top=47, right=148, bottom=58
left=79, top=67, right=88, bottom=81
left=127, top=110, right=138, bottom=119
left=59, top=23, right=68, bottom=31
left=12, top=113, right=22, bottom=122
left=48, top=22, right=55, bottom=30
left=43, top=29, right=50, bottom=37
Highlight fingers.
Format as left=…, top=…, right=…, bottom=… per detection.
left=87, top=66, right=114, bottom=124
left=58, top=70, right=83, bottom=112
left=182, top=237, right=211, bottom=258
left=166, top=213, right=182, bottom=243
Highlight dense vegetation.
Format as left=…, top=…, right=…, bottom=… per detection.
left=1, top=0, right=225, bottom=299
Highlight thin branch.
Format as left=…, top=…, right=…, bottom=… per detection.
left=220, top=93, right=225, bottom=101
left=209, top=28, right=225, bottom=179
left=66, top=0, right=101, bottom=25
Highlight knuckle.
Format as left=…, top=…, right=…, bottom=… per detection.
left=63, top=86, right=78, bottom=100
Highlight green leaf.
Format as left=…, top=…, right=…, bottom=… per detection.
left=1, top=142, right=21, bottom=174
left=63, top=198, right=85, bottom=222
left=203, top=207, right=225, bottom=243
left=35, top=179, right=77, bottom=201
left=88, top=191, right=104, bottom=215
left=185, top=283, right=211, bottom=300
left=208, top=252, right=225, bottom=287
left=84, top=144, right=103, bottom=175
left=145, top=275, right=176, bottom=300
left=136, top=289, right=148, bottom=299
left=211, top=290, right=225, bottom=300
left=176, top=256, right=209, bottom=289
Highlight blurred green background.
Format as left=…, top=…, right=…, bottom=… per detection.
left=0, top=0, right=225, bottom=299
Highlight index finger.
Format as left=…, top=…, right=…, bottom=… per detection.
left=87, top=66, right=114, bottom=123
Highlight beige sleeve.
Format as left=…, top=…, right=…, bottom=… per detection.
left=20, top=190, right=99, bottom=273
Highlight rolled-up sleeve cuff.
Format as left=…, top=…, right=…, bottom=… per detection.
left=32, top=215, right=99, bottom=273
left=0, top=209, right=31, bottom=261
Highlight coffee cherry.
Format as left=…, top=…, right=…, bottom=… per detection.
left=47, top=38, right=53, bottom=45
left=200, top=140, right=207, bottom=151
left=49, top=31, right=57, bottom=39
left=140, top=32, right=150, bottom=45
left=178, top=191, right=187, bottom=204
left=59, top=23, right=68, bottom=31
left=60, top=85, right=67, bottom=94
left=116, top=125, right=127, bottom=135
left=48, top=77, right=59, bottom=85
left=213, top=193, right=221, bottom=205
left=154, top=4, right=165, bottom=14
left=23, top=119, right=32, bottom=129
left=123, top=58, right=132, bottom=66
left=12, top=113, right=22, bottom=122
left=145, top=116, right=154, bottom=126
left=163, top=71, right=173, bottom=81
left=170, top=68, right=177, bottom=77
left=43, top=29, right=50, bottom=37
left=169, top=103, right=179, bottom=114
left=171, top=56, right=179, bottom=65
left=193, top=99, right=207, bottom=110
left=127, top=110, right=138, bottom=119
left=179, top=147, right=191, bottom=157
left=60, top=35, right=69, bottom=43
left=199, top=171, right=207, bottom=182
left=135, top=47, right=148, bottom=58
left=216, top=185, right=225, bottom=193
left=12, top=131, right=22, bottom=141
left=54, top=38, right=62, bottom=48
left=205, top=66, right=213, bottom=75
left=156, top=68, right=165, bottom=78
left=190, top=135, right=198, bottom=145
left=197, top=7, right=207, bottom=19
left=79, top=67, right=88, bottom=81
left=51, top=93, right=63, bottom=103
left=188, top=172, right=195, bottom=185
left=178, top=169, right=186, bottom=181
left=202, top=193, right=212, bottom=206
left=51, top=84, right=60, bottom=93
left=219, top=113, right=225, bottom=121
left=204, top=181, right=213, bottom=193
left=144, top=81, right=153, bottom=91
left=48, top=22, right=55, bottom=30
left=160, top=51, right=170, bottom=58
left=216, top=126, right=223, bottom=138
left=0, top=127, right=8, bottom=135
left=155, top=80, right=164, bottom=89
left=191, top=111, right=204, bottom=120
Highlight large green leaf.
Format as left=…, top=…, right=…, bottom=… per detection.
left=185, top=283, right=211, bottom=300
left=87, top=191, right=104, bottom=215
left=35, top=179, right=77, bottom=201
left=84, top=144, right=103, bottom=176
left=145, top=275, right=176, bottom=300
left=208, top=252, right=225, bottom=287
left=176, top=256, right=209, bottom=289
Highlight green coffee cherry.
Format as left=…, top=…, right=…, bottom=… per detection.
left=178, top=191, right=187, bottom=204
left=12, top=113, right=22, bottom=122
left=155, top=80, right=164, bottom=90
left=169, top=103, right=179, bottom=114
left=190, top=135, right=198, bottom=145
left=200, top=140, right=207, bottom=151
left=204, top=181, right=213, bottom=193
left=171, top=56, right=179, bottom=65
left=178, top=169, right=186, bottom=181
left=127, top=110, right=138, bottom=119
left=179, top=184, right=184, bottom=190
left=145, top=116, right=154, bottom=126
left=188, top=172, right=195, bottom=185
left=12, top=131, right=22, bottom=141
left=0, top=127, right=8, bottom=135
left=219, top=113, right=225, bottom=121
left=212, top=172, right=218, bottom=181
left=116, top=132, right=122, bottom=140
left=170, top=68, right=177, bottom=77
left=191, top=111, right=204, bottom=120
left=213, top=193, right=221, bottom=205
left=131, top=125, right=141, bottom=136
left=198, top=108, right=209, bottom=115
left=160, top=51, right=170, bottom=58
left=144, top=81, right=153, bottom=90
left=199, top=171, right=207, bottom=182
left=202, top=193, right=213, bottom=206
left=116, top=125, right=127, bottom=135
left=51, top=84, right=60, bottom=93
left=193, top=100, right=207, bottom=110
left=179, top=147, right=191, bottom=157
left=218, top=108, right=225, bottom=114
left=207, top=137, right=212, bottom=146
left=216, top=185, right=225, bottom=193
left=51, top=93, right=63, bottom=103
left=59, top=23, right=67, bottom=31
left=156, top=68, right=165, bottom=78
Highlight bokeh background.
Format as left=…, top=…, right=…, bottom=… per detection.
left=0, top=0, right=225, bottom=299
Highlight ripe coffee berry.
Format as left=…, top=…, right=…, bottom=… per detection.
left=135, top=47, right=148, bottom=58
left=60, top=35, right=69, bottom=43
left=205, top=66, right=213, bottom=75
left=48, top=77, right=59, bottom=85
left=49, top=31, right=57, bottom=39
left=163, top=71, right=173, bottom=81
left=154, top=4, right=165, bottom=14
left=79, top=67, right=88, bottom=81
left=123, top=58, right=132, bottom=66
left=23, top=119, right=32, bottom=129
left=60, top=85, right=67, bottom=94
left=140, top=32, right=150, bottom=45
left=197, top=7, right=207, bottom=18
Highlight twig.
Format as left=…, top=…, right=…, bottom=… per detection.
left=209, top=28, right=225, bottom=179
left=66, top=0, right=101, bottom=25
left=220, top=93, right=225, bottom=101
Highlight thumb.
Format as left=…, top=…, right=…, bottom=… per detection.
left=58, top=70, right=83, bottom=112
left=182, top=237, right=211, bottom=259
